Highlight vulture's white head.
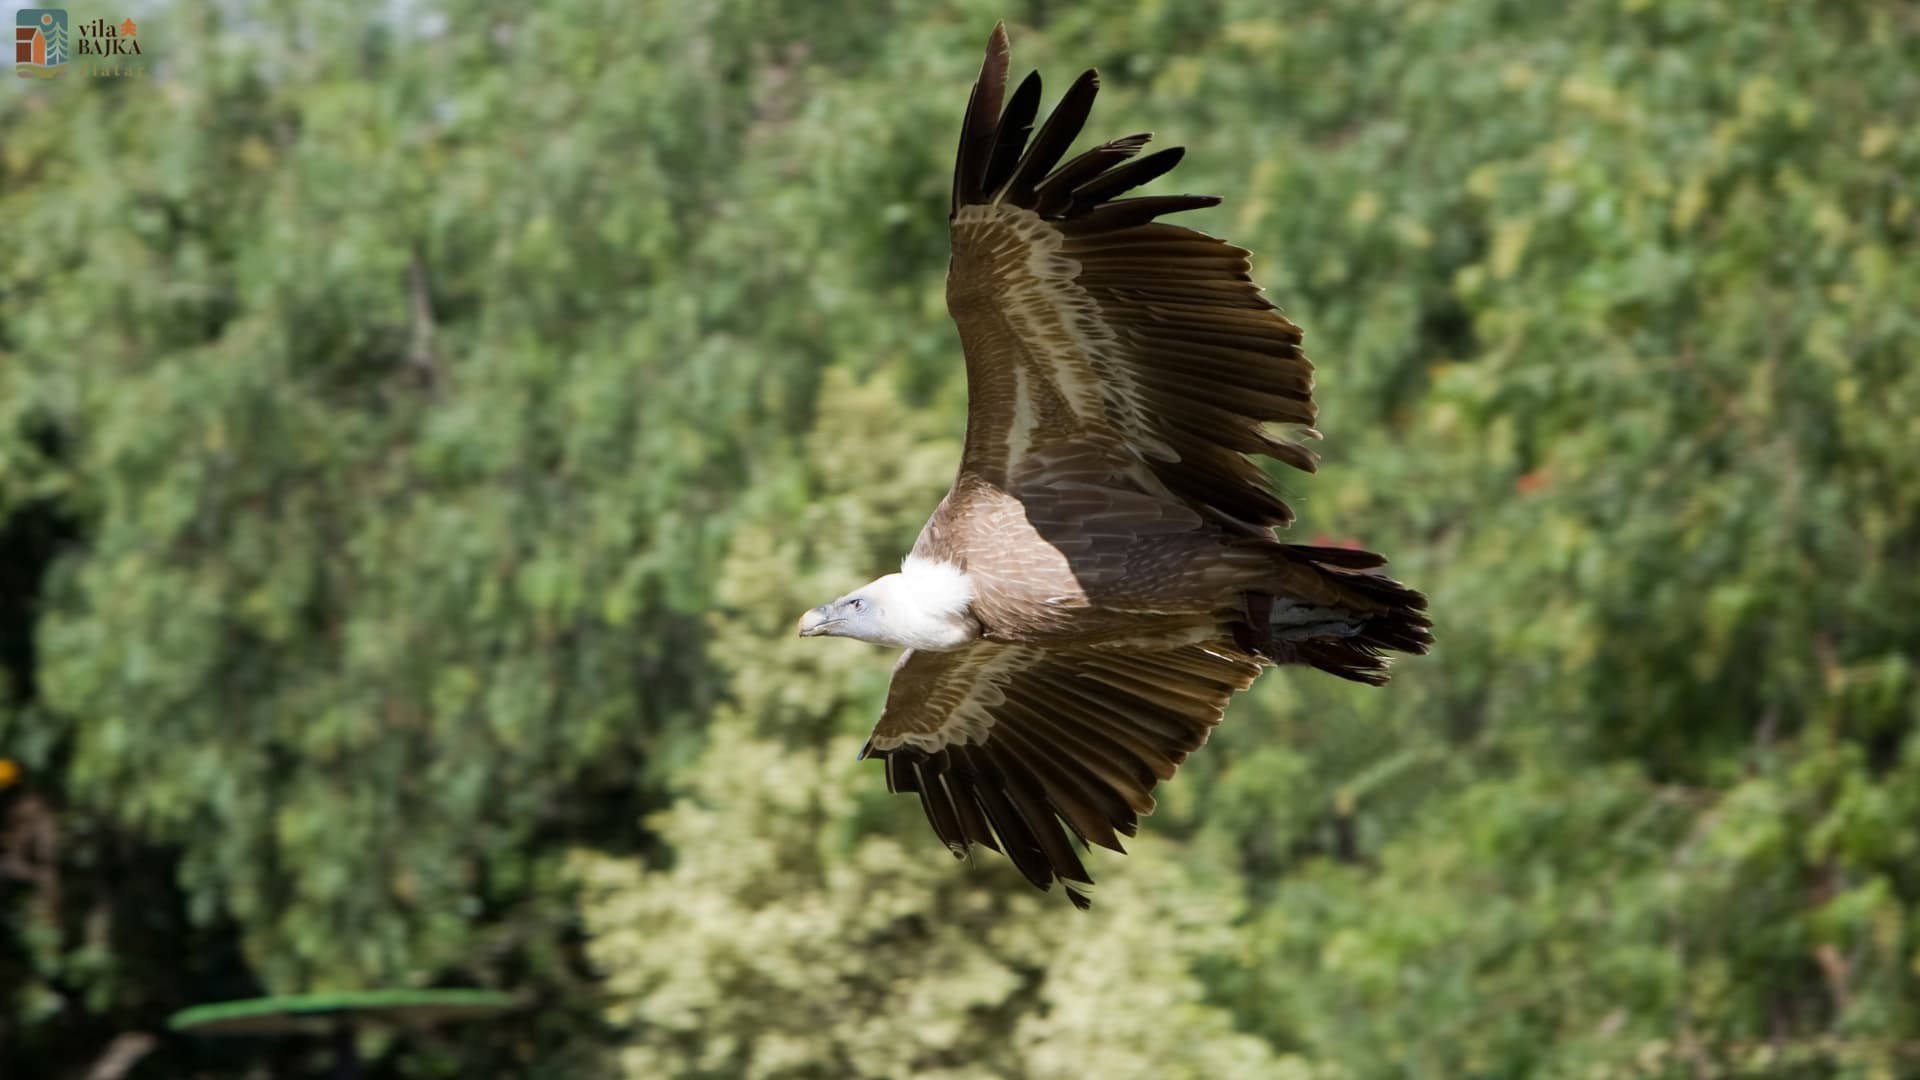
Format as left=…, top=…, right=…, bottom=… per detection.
left=797, top=556, right=980, bottom=652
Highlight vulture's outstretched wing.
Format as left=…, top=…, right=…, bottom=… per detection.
left=947, top=23, right=1319, bottom=530
left=860, top=642, right=1261, bottom=907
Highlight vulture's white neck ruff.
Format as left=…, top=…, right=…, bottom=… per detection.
left=898, top=555, right=973, bottom=613
left=862, top=557, right=977, bottom=652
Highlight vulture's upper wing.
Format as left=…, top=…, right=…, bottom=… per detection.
left=860, top=641, right=1261, bottom=907
left=946, top=24, right=1319, bottom=530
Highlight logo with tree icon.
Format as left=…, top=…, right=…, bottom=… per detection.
left=14, top=8, right=68, bottom=78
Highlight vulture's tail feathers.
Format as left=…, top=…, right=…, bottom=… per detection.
left=1244, top=549, right=1434, bottom=685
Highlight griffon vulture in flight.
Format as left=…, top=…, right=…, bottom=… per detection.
left=797, top=23, right=1431, bottom=908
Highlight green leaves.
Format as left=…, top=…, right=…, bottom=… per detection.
left=3, top=0, right=1917, bottom=1076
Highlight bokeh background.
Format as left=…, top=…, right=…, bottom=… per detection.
left=4, top=0, right=1918, bottom=1076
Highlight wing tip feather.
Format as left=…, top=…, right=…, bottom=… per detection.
left=951, top=26, right=1217, bottom=224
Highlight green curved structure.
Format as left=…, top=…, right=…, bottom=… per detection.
left=170, top=988, right=514, bottom=1035
left=170, top=990, right=515, bottom=1077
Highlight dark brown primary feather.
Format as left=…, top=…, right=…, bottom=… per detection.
left=864, top=642, right=1261, bottom=909
left=981, top=71, right=1042, bottom=198
left=1032, top=133, right=1151, bottom=218
left=1068, top=146, right=1187, bottom=209
left=950, top=23, right=1010, bottom=212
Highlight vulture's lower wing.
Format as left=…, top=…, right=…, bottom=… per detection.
left=861, top=641, right=1261, bottom=908
left=945, top=24, right=1320, bottom=531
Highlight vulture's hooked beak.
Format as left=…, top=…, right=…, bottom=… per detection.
left=796, top=607, right=837, bottom=637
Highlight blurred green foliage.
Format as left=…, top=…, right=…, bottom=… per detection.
left=2, top=0, right=1916, bottom=1076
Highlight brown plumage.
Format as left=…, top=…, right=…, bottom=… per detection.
left=802, top=22, right=1432, bottom=909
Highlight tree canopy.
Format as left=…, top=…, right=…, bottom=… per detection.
left=3, top=0, right=1916, bottom=1076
